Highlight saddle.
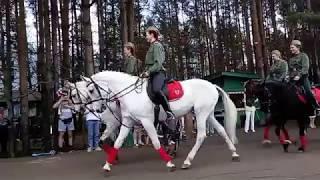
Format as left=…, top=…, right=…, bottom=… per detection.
left=146, top=78, right=184, bottom=105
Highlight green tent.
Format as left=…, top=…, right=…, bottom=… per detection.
left=204, top=71, right=266, bottom=126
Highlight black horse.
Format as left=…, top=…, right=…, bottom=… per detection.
left=244, top=79, right=313, bottom=152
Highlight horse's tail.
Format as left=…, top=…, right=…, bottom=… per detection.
left=215, top=85, right=238, bottom=144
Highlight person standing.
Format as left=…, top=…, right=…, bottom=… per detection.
left=53, top=88, right=75, bottom=152
left=85, top=106, right=102, bottom=152
left=244, top=98, right=257, bottom=133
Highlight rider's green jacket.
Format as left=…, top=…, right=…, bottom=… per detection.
left=145, top=41, right=165, bottom=74
left=267, top=59, right=288, bottom=82
left=123, top=55, right=139, bottom=75
left=288, top=53, right=309, bottom=78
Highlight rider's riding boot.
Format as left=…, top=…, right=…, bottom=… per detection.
left=159, top=91, right=176, bottom=121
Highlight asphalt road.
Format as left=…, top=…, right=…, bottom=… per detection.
left=2, top=126, right=320, bottom=180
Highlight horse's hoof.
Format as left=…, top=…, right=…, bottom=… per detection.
left=168, top=166, right=176, bottom=172
left=102, top=163, right=111, bottom=172
left=102, top=166, right=111, bottom=172
left=166, top=161, right=176, bottom=172
left=298, top=147, right=305, bottom=153
left=181, top=163, right=191, bottom=170
left=232, top=156, right=240, bottom=162
left=282, top=143, right=289, bottom=152
left=262, top=140, right=272, bottom=146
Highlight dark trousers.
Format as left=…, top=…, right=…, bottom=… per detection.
left=0, top=126, right=8, bottom=153
left=300, top=77, right=319, bottom=109
left=150, top=72, right=171, bottom=112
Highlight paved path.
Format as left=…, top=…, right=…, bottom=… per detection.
left=2, top=126, right=320, bottom=180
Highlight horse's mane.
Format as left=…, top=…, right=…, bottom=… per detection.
left=92, top=71, right=138, bottom=83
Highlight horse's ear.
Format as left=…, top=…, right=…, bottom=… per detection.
left=80, top=75, right=91, bottom=82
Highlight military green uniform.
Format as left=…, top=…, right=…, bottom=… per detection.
left=289, top=53, right=309, bottom=79
left=145, top=41, right=165, bottom=74
left=123, top=55, right=139, bottom=75
left=289, top=53, right=319, bottom=109
left=267, top=59, right=288, bottom=82
left=145, top=41, right=175, bottom=120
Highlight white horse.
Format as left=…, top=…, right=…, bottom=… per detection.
left=79, top=71, right=240, bottom=171
left=67, top=81, right=121, bottom=147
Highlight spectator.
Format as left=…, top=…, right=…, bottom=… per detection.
left=244, top=98, right=258, bottom=133
left=85, top=106, right=102, bottom=152
left=53, top=88, right=75, bottom=152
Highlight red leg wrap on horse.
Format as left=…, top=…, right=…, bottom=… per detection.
left=282, top=129, right=290, bottom=140
left=300, top=136, right=307, bottom=148
left=102, top=144, right=111, bottom=154
left=279, top=132, right=285, bottom=144
left=107, top=147, right=119, bottom=165
left=263, top=126, right=270, bottom=139
left=157, top=147, right=172, bottom=162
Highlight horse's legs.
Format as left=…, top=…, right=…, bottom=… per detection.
left=208, top=113, right=239, bottom=160
left=298, top=118, right=307, bottom=152
left=141, top=119, right=176, bottom=170
left=309, top=115, right=316, bottom=128
left=99, top=124, right=119, bottom=164
left=262, top=114, right=272, bottom=144
left=102, top=119, right=133, bottom=171
left=275, top=125, right=288, bottom=152
left=281, top=126, right=294, bottom=144
left=181, top=111, right=209, bottom=169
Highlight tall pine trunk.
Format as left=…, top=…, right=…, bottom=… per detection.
left=3, top=0, right=15, bottom=157
left=82, top=0, right=94, bottom=76
left=250, top=0, right=264, bottom=77
left=17, top=0, right=30, bottom=155
left=61, top=0, right=70, bottom=80
left=43, top=0, right=54, bottom=151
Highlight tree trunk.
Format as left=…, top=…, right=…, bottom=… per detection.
left=250, top=0, right=264, bottom=77
left=127, top=0, right=135, bottom=42
left=256, top=0, right=268, bottom=74
left=61, top=0, right=70, bottom=80
left=51, top=0, right=59, bottom=90
left=269, top=0, right=278, bottom=40
left=82, top=0, right=94, bottom=76
left=120, top=0, right=128, bottom=53
left=97, top=0, right=105, bottom=71
left=215, top=0, right=225, bottom=73
left=43, top=0, right=54, bottom=152
left=72, top=0, right=83, bottom=77
left=3, top=0, right=15, bottom=157
left=173, top=0, right=184, bottom=79
left=17, top=0, right=30, bottom=155
left=242, top=0, right=254, bottom=72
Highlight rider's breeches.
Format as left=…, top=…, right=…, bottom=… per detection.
left=244, top=105, right=256, bottom=132
left=150, top=72, right=171, bottom=112
left=301, top=77, right=319, bottom=109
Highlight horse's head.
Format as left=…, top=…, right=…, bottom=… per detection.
left=244, top=79, right=270, bottom=110
left=81, top=75, right=109, bottom=113
left=67, top=80, right=91, bottom=113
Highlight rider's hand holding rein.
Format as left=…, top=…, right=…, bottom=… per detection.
left=140, top=71, right=150, bottom=78
left=293, top=75, right=301, bottom=81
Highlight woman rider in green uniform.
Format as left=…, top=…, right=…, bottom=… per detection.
left=140, top=26, right=175, bottom=121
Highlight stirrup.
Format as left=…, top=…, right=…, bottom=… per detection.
left=166, top=111, right=176, bottom=120
left=316, top=108, right=320, bottom=116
